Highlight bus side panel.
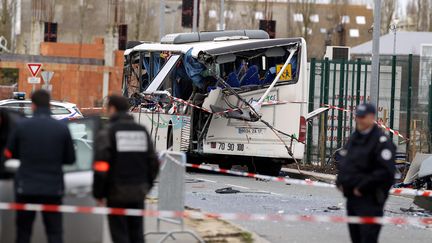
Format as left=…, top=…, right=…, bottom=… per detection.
left=130, top=112, right=190, bottom=152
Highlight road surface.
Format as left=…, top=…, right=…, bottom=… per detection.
left=183, top=170, right=431, bottom=243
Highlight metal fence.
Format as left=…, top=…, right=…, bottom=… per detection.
left=305, top=55, right=432, bottom=165
left=145, top=151, right=203, bottom=243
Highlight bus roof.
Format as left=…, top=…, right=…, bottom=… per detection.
left=124, top=38, right=303, bottom=58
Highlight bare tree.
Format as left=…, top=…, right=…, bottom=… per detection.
left=247, top=0, right=259, bottom=29
left=223, top=0, right=235, bottom=29
left=133, top=0, right=145, bottom=40
left=405, top=1, right=418, bottom=31
left=293, top=0, right=317, bottom=43
left=429, top=0, right=432, bottom=31
left=0, top=0, right=16, bottom=46
left=203, top=0, right=211, bottom=31
left=381, top=0, right=395, bottom=34
left=415, top=0, right=429, bottom=31
left=129, top=0, right=156, bottom=40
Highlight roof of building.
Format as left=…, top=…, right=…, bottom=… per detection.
left=351, top=31, right=432, bottom=56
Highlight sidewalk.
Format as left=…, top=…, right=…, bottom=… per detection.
left=145, top=201, right=269, bottom=243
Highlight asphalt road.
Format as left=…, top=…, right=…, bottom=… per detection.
left=183, top=170, right=431, bottom=243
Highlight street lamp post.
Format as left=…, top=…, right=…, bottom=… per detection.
left=192, top=0, right=198, bottom=32
left=370, top=0, right=381, bottom=109
left=390, top=18, right=399, bottom=56
left=160, top=0, right=165, bottom=39
left=220, top=0, right=225, bottom=30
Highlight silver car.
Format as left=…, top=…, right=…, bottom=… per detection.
left=0, top=118, right=103, bottom=243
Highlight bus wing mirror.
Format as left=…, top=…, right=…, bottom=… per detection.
left=305, top=107, right=330, bottom=121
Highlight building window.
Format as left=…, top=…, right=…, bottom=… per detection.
left=224, top=10, right=233, bottom=19
left=341, top=15, right=350, bottom=24
left=356, top=16, right=366, bottom=25
left=349, top=29, right=360, bottom=38
left=255, top=11, right=264, bottom=20
left=310, top=14, right=319, bottom=23
left=293, top=13, right=304, bottom=22
left=209, top=10, right=217, bottom=18
left=302, top=27, right=312, bottom=35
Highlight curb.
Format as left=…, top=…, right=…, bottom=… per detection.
left=282, top=168, right=336, bottom=184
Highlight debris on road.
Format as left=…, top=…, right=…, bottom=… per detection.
left=327, top=206, right=341, bottom=211
left=216, top=187, right=241, bottom=194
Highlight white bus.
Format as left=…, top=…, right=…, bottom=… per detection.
left=122, top=30, right=309, bottom=175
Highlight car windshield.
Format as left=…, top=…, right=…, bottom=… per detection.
left=63, top=118, right=98, bottom=172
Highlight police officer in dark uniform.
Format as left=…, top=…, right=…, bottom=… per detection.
left=4, top=90, right=76, bottom=243
left=92, top=95, right=158, bottom=243
left=336, top=103, right=396, bottom=243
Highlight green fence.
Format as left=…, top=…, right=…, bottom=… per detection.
left=305, top=55, right=423, bottom=165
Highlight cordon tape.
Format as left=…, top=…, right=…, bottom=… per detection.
left=145, top=95, right=408, bottom=141
left=0, top=202, right=431, bottom=226
left=0, top=162, right=430, bottom=227
left=323, top=104, right=408, bottom=141
left=186, top=163, right=432, bottom=198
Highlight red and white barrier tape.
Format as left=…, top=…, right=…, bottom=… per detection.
left=169, top=96, right=212, bottom=114
left=0, top=202, right=431, bottom=226
left=323, top=104, right=408, bottom=141
left=169, top=96, right=300, bottom=115
left=186, top=163, right=334, bottom=188
left=80, top=107, right=103, bottom=110
left=186, top=163, right=432, bottom=198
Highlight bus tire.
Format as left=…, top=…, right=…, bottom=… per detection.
left=219, top=161, right=233, bottom=170
left=255, top=160, right=282, bottom=176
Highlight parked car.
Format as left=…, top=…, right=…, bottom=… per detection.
left=0, top=117, right=103, bottom=243
left=0, top=92, right=83, bottom=120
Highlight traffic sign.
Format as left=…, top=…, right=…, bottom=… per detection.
left=27, top=77, right=41, bottom=84
left=27, top=63, right=42, bottom=77
left=276, top=63, right=292, bottom=81
left=41, top=71, right=54, bottom=84
left=42, top=84, right=53, bottom=91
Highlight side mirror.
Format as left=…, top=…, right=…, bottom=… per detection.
left=4, top=159, right=20, bottom=173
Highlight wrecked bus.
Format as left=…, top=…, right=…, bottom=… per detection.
left=122, top=30, right=309, bottom=175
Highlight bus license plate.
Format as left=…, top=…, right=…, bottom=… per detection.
left=216, top=142, right=245, bottom=152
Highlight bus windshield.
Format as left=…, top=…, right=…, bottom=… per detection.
left=122, top=42, right=301, bottom=101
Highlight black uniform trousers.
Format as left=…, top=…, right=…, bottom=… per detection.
left=15, top=195, right=63, bottom=243
left=107, top=200, right=145, bottom=243
left=347, top=195, right=384, bottom=243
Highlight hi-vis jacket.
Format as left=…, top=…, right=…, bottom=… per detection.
left=92, top=113, right=159, bottom=203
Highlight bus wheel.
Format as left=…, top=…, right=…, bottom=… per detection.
left=255, top=160, right=282, bottom=176
left=219, top=162, right=233, bottom=170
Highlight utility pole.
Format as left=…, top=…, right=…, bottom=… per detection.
left=370, top=0, right=381, bottom=108
left=160, top=0, right=165, bottom=39
left=192, top=0, right=198, bottom=32
left=219, top=0, right=225, bottom=30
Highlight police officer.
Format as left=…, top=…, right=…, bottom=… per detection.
left=336, top=103, right=396, bottom=243
left=92, top=95, right=158, bottom=243
left=3, top=90, right=76, bottom=243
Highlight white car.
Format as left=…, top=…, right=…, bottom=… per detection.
left=0, top=99, right=83, bottom=120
